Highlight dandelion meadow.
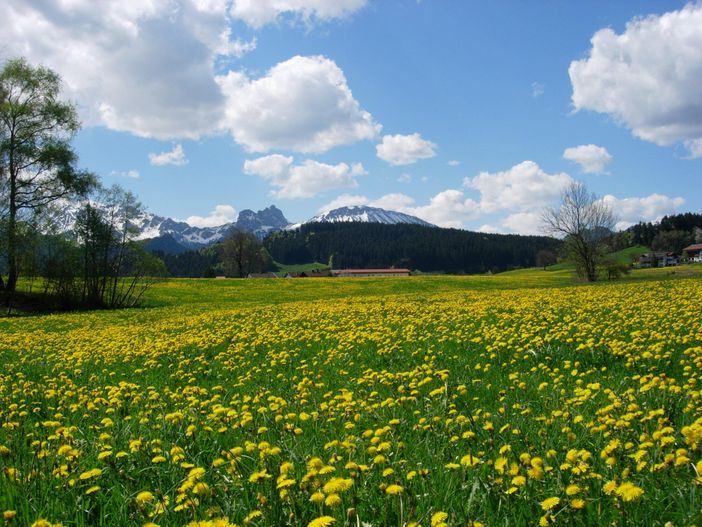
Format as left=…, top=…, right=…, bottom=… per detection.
left=1, top=272, right=701, bottom=526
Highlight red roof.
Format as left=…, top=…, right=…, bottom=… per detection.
left=334, top=268, right=411, bottom=274
left=683, top=243, right=702, bottom=252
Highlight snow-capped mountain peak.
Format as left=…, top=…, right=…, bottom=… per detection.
left=306, top=205, right=434, bottom=227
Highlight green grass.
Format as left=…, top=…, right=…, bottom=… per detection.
left=272, top=261, right=330, bottom=277
left=1, top=268, right=701, bottom=526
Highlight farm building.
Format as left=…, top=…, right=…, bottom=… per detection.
left=682, top=243, right=702, bottom=262
left=332, top=268, right=411, bottom=277
left=637, top=252, right=678, bottom=268
left=247, top=272, right=278, bottom=278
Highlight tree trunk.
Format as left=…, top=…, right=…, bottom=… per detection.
left=6, top=160, right=18, bottom=293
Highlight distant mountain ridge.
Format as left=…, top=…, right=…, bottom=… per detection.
left=141, top=205, right=433, bottom=252
left=305, top=205, right=434, bottom=227
left=137, top=205, right=290, bottom=250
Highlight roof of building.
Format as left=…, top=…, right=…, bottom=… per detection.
left=333, top=268, right=411, bottom=274
left=683, top=243, right=702, bottom=252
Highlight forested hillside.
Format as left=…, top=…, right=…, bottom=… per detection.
left=264, top=223, right=561, bottom=273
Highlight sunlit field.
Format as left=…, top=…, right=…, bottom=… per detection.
left=1, top=270, right=702, bottom=526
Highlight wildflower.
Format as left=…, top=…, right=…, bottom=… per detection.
left=385, top=484, right=404, bottom=495
left=431, top=511, right=448, bottom=527
left=570, top=498, right=586, bottom=509
left=541, top=497, right=560, bottom=511
left=249, top=470, right=270, bottom=483
left=460, top=454, right=480, bottom=467
left=307, top=516, right=335, bottom=527
left=323, top=478, right=353, bottom=494
left=511, top=475, right=526, bottom=487
left=324, top=493, right=342, bottom=507
left=602, top=480, right=618, bottom=495
left=135, top=491, right=155, bottom=505
left=310, top=492, right=325, bottom=504
left=3, top=511, right=17, bottom=520
left=78, top=468, right=101, bottom=480
left=565, top=484, right=580, bottom=496
left=85, top=486, right=100, bottom=495
left=615, top=482, right=644, bottom=502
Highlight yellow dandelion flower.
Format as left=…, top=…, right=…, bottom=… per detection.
left=431, top=511, right=448, bottom=527
left=511, top=475, right=526, bottom=487
left=602, top=480, right=618, bottom=495
left=193, top=482, right=210, bottom=495
left=565, top=484, right=580, bottom=496
left=385, top=484, right=404, bottom=495
left=541, top=496, right=560, bottom=511
left=307, top=517, right=335, bottom=527
left=85, top=486, right=100, bottom=495
left=615, top=482, right=644, bottom=502
left=135, top=491, right=155, bottom=505
left=310, top=492, right=325, bottom=504
left=460, top=454, right=480, bottom=467
left=3, top=511, right=17, bottom=520
left=324, top=493, right=342, bottom=507
left=78, top=468, right=102, bottom=480
left=570, top=498, right=586, bottom=509
left=248, top=470, right=270, bottom=483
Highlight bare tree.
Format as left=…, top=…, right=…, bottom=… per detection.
left=542, top=181, right=615, bottom=282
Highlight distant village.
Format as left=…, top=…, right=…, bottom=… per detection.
left=636, top=243, right=702, bottom=268
left=220, top=268, right=413, bottom=279
left=235, top=242, right=702, bottom=278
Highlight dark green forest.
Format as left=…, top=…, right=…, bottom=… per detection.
left=263, top=222, right=562, bottom=274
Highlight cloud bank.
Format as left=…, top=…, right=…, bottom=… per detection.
left=569, top=3, right=702, bottom=157
left=244, top=154, right=367, bottom=198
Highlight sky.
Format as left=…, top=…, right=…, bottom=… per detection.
left=2, top=0, right=700, bottom=233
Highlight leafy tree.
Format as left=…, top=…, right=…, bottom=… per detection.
left=651, top=229, right=693, bottom=254
left=221, top=230, right=265, bottom=277
left=535, top=249, right=556, bottom=269
left=542, top=181, right=615, bottom=282
left=0, top=58, right=95, bottom=292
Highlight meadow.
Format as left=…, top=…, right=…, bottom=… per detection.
left=1, top=268, right=701, bottom=526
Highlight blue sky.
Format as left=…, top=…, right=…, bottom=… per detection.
left=3, top=0, right=700, bottom=233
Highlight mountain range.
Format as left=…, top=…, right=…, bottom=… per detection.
left=139, top=205, right=435, bottom=253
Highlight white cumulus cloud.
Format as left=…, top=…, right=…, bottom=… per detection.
left=149, top=144, right=189, bottom=166
left=244, top=154, right=367, bottom=198
left=600, top=194, right=685, bottom=231
left=376, top=133, right=437, bottom=166
left=464, top=160, right=574, bottom=214
left=0, top=0, right=249, bottom=140
left=185, top=204, right=238, bottom=228
left=500, top=212, right=544, bottom=236
left=563, top=144, right=612, bottom=174
left=230, top=0, right=368, bottom=28
left=110, top=169, right=140, bottom=179
left=569, top=3, right=702, bottom=157
left=218, top=55, right=380, bottom=153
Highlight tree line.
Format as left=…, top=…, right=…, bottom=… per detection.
left=611, top=212, right=702, bottom=255
left=0, top=58, right=166, bottom=311
left=263, top=222, right=562, bottom=274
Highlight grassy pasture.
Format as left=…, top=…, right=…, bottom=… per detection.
left=1, top=268, right=701, bottom=526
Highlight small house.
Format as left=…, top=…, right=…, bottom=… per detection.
left=247, top=272, right=278, bottom=278
left=682, top=243, right=702, bottom=262
left=637, top=252, right=678, bottom=268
